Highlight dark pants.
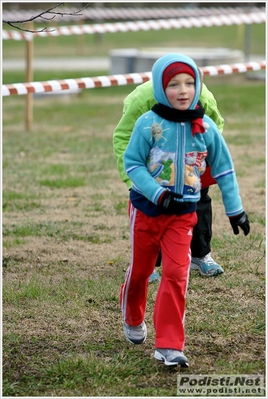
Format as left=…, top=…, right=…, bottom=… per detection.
left=155, top=187, right=212, bottom=267
left=190, top=187, right=212, bottom=258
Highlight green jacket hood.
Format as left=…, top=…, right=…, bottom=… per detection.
left=152, top=53, right=201, bottom=109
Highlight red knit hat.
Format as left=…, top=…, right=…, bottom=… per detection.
left=162, top=62, right=196, bottom=90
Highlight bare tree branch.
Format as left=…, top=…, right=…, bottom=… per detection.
left=3, top=3, right=91, bottom=33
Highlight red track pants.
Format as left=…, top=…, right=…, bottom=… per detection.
left=120, top=202, right=197, bottom=350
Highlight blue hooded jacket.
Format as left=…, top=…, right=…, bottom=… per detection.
left=124, top=53, right=243, bottom=217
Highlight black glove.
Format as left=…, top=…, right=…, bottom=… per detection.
left=229, top=212, right=250, bottom=236
left=160, top=190, right=190, bottom=215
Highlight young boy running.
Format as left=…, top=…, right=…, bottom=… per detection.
left=113, top=64, right=225, bottom=279
left=120, top=53, right=250, bottom=367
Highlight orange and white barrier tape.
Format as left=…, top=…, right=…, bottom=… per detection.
left=2, top=61, right=265, bottom=97
left=2, top=6, right=263, bottom=22
left=2, top=11, right=266, bottom=41
left=201, top=60, right=266, bottom=76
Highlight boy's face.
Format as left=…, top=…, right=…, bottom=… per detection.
left=164, top=73, right=195, bottom=111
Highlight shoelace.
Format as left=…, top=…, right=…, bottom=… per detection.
left=203, top=254, right=216, bottom=265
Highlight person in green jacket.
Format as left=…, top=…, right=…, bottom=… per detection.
left=113, top=77, right=225, bottom=280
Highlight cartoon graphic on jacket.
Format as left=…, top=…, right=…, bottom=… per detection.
left=124, top=53, right=244, bottom=218
left=146, top=121, right=208, bottom=195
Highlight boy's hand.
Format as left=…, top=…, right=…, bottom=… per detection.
left=229, top=212, right=250, bottom=236
left=160, top=191, right=190, bottom=215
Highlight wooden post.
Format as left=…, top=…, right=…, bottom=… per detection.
left=76, top=19, right=86, bottom=55
left=244, top=23, right=251, bottom=62
left=25, top=21, right=33, bottom=131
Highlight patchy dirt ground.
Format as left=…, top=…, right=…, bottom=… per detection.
left=2, top=78, right=266, bottom=395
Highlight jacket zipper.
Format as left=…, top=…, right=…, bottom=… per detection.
left=175, top=122, right=185, bottom=197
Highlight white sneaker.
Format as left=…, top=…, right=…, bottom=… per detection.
left=123, top=321, right=147, bottom=345
left=154, top=348, right=189, bottom=367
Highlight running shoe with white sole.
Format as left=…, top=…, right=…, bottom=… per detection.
left=154, top=348, right=189, bottom=367
left=123, top=321, right=147, bottom=344
left=191, top=253, right=224, bottom=277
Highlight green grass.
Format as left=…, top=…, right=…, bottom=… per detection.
left=2, top=21, right=266, bottom=397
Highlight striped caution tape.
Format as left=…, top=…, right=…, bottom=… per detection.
left=201, top=61, right=266, bottom=76
left=1, top=72, right=151, bottom=96
left=2, top=6, right=263, bottom=22
left=2, top=61, right=265, bottom=97
left=2, top=11, right=266, bottom=41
